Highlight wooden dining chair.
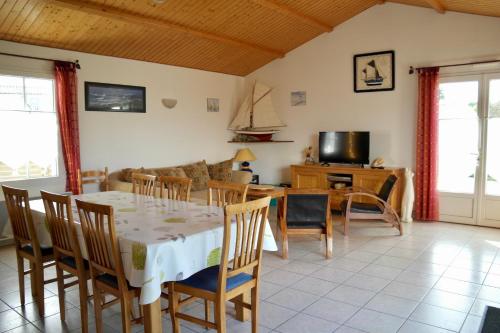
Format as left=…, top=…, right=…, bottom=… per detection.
left=1, top=185, right=56, bottom=316
left=75, top=199, right=142, bottom=333
left=78, top=167, right=109, bottom=194
left=131, top=173, right=157, bottom=197
left=341, top=174, right=402, bottom=236
left=40, top=191, right=91, bottom=333
left=167, top=196, right=271, bottom=333
left=278, top=188, right=333, bottom=259
left=158, top=176, right=192, bottom=201
left=207, top=180, right=248, bottom=207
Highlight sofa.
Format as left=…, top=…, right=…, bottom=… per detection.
left=107, top=159, right=252, bottom=203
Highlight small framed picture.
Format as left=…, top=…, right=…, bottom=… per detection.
left=207, top=98, right=219, bottom=112
left=354, top=50, right=395, bottom=93
left=291, top=91, right=306, bottom=106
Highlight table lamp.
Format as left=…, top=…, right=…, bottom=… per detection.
left=234, top=148, right=256, bottom=173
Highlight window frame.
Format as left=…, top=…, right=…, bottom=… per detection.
left=0, top=69, right=64, bottom=185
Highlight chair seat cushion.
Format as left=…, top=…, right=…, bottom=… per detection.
left=21, top=245, right=53, bottom=257
left=60, top=256, right=90, bottom=270
left=177, top=265, right=253, bottom=293
left=287, top=222, right=326, bottom=229
left=96, top=273, right=133, bottom=290
left=341, top=200, right=383, bottom=214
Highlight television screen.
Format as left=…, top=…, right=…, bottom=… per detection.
left=319, top=131, right=370, bottom=164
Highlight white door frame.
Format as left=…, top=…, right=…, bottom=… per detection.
left=439, top=72, right=500, bottom=226
left=479, top=73, right=500, bottom=227
left=438, top=74, right=483, bottom=225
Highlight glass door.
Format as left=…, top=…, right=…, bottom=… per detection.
left=438, top=77, right=481, bottom=224
left=480, top=75, right=500, bottom=227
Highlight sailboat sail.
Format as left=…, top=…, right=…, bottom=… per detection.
left=228, top=94, right=251, bottom=130
left=363, top=60, right=385, bottom=86
left=229, top=81, right=285, bottom=131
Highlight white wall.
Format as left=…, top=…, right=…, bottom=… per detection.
left=247, top=3, right=500, bottom=184
left=0, top=40, right=245, bottom=197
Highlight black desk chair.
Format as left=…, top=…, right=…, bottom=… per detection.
left=278, top=188, right=332, bottom=259
left=341, top=175, right=402, bottom=236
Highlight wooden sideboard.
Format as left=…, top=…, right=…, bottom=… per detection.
left=290, top=164, right=405, bottom=214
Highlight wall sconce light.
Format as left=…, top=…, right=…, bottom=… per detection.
left=162, top=98, right=177, bottom=109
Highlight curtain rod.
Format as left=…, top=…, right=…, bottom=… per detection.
left=0, top=52, right=81, bottom=69
left=409, top=59, right=500, bottom=74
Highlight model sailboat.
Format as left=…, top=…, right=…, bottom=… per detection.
left=229, top=81, right=285, bottom=141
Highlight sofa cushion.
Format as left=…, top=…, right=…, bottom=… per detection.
left=155, top=167, right=187, bottom=178
left=207, top=159, right=233, bottom=182
left=180, top=161, right=210, bottom=191
left=120, top=167, right=157, bottom=182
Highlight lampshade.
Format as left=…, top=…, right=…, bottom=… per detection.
left=234, top=148, right=256, bottom=162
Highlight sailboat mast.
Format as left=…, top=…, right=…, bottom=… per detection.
left=250, top=83, right=255, bottom=129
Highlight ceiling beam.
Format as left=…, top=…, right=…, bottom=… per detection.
left=250, top=0, right=333, bottom=32
left=423, top=0, right=446, bottom=14
left=45, top=0, right=285, bottom=58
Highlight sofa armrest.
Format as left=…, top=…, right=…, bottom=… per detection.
left=231, top=170, right=252, bottom=184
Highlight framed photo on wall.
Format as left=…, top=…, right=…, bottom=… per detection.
left=354, top=50, right=395, bottom=93
left=84, top=82, right=146, bottom=113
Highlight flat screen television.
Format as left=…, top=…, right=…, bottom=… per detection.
left=319, top=131, right=370, bottom=165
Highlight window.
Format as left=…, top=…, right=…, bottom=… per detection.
left=0, top=74, right=59, bottom=181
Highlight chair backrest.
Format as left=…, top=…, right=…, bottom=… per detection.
left=1, top=185, right=39, bottom=252
left=158, top=176, right=192, bottom=201
left=377, top=175, right=398, bottom=202
left=218, top=196, right=271, bottom=293
left=131, top=173, right=157, bottom=196
left=284, top=188, right=331, bottom=224
left=78, top=167, right=109, bottom=193
left=41, top=191, right=84, bottom=265
left=207, top=180, right=248, bottom=207
left=75, top=199, right=127, bottom=291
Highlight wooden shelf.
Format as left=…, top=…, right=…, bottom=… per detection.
left=228, top=140, right=294, bottom=143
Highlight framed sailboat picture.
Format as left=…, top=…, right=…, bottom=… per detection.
left=354, top=50, right=395, bottom=93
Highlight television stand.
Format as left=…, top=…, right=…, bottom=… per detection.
left=290, top=164, right=404, bottom=214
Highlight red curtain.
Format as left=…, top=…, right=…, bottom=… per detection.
left=415, top=67, right=440, bottom=221
left=55, top=61, right=81, bottom=194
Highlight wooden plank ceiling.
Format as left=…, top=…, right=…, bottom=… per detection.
left=0, top=0, right=499, bottom=76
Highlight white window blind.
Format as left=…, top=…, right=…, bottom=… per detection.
left=0, top=74, right=59, bottom=181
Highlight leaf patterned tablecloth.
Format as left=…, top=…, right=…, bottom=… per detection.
left=29, top=191, right=277, bottom=304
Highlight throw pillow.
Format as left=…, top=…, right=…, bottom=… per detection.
left=120, top=168, right=142, bottom=182
left=207, top=159, right=233, bottom=182
left=180, top=161, right=210, bottom=191
left=120, top=167, right=157, bottom=183
left=155, top=167, right=187, bottom=178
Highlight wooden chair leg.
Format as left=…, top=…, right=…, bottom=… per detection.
left=16, top=255, right=25, bottom=306
left=55, top=266, right=65, bottom=321
left=215, top=299, right=226, bottom=333
left=120, top=298, right=132, bottom=333
left=344, top=215, right=350, bottom=237
left=78, top=281, right=89, bottom=333
left=30, top=262, right=37, bottom=297
left=325, top=233, right=333, bottom=259
left=35, top=263, right=45, bottom=316
left=167, top=283, right=180, bottom=333
left=93, top=284, right=103, bottom=333
left=251, top=286, right=259, bottom=333
left=204, top=299, right=210, bottom=329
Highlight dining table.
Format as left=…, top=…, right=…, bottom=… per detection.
left=29, top=191, right=278, bottom=332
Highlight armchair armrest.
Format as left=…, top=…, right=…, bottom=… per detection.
left=344, top=192, right=387, bottom=213
left=343, top=186, right=377, bottom=195
left=344, top=192, right=399, bottom=219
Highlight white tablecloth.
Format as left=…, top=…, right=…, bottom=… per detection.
left=30, top=191, right=277, bottom=304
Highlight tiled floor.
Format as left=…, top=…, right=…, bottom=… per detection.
left=0, top=211, right=499, bottom=332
